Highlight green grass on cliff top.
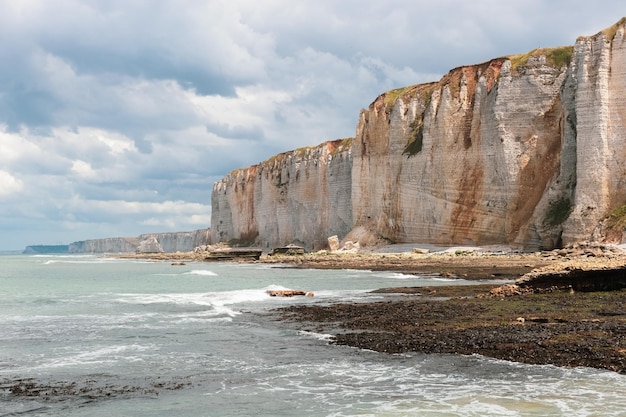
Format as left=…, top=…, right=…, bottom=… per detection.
left=384, top=85, right=417, bottom=108
left=383, top=83, right=437, bottom=111
left=261, top=137, right=353, bottom=165
left=384, top=46, right=573, bottom=111
left=507, top=46, right=573, bottom=73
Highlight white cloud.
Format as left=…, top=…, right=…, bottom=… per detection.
left=0, top=127, right=42, bottom=164
left=1, top=0, right=626, bottom=249
left=62, top=197, right=211, bottom=218
left=91, top=131, right=137, bottom=155
left=0, top=170, right=23, bottom=197
left=142, top=213, right=211, bottom=228
left=71, top=160, right=96, bottom=179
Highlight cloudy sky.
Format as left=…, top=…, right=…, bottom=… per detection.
left=0, top=1, right=624, bottom=250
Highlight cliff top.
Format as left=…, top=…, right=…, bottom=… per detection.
left=378, top=43, right=574, bottom=113
left=382, top=82, right=438, bottom=109
left=377, top=17, right=626, bottom=112
left=223, top=137, right=354, bottom=180
left=262, top=137, right=353, bottom=167
left=506, top=46, right=573, bottom=73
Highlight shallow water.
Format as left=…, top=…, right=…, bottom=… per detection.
left=1, top=254, right=624, bottom=416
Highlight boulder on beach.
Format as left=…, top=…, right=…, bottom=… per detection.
left=270, top=244, right=305, bottom=256
left=266, top=289, right=312, bottom=297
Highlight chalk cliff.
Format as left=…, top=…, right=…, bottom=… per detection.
left=211, top=19, right=626, bottom=251
left=68, top=229, right=211, bottom=253
left=68, top=237, right=139, bottom=254
left=212, top=139, right=353, bottom=251
left=143, top=229, right=211, bottom=253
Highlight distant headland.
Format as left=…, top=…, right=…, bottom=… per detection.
left=23, top=228, right=210, bottom=254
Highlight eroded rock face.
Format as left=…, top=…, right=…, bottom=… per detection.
left=211, top=19, right=626, bottom=251
left=353, top=57, right=569, bottom=250
left=561, top=23, right=626, bottom=244
left=139, top=229, right=211, bottom=253
left=211, top=139, right=353, bottom=251
left=136, top=236, right=163, bottom=253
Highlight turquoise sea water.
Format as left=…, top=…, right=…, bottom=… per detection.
left=1, top=254, right=625, bottom=416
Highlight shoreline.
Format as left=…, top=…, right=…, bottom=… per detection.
left=269, top=249, right=626, bottom=374
left=119, top=246, right=626, bottom=373
left=275, top=287, right=626, bottom=374
left=266, top=248, right=626, bottom=374
left=118, top=244, right=624, bottom=281
left=119, top=247, right=550, bottom=273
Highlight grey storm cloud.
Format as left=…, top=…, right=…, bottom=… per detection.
left=1, top=0, right=625, bottom=250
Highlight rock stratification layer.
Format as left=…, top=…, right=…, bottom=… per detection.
left=212, top=139, right=353, bottom=251
left=211, top=19, right=626, bottom=251
left=69, top=229, right=211, bottom=253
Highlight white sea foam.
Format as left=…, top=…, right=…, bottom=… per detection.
left=375, top=272, right=419, bottom=279
left=185, top=270, right=218, bottom=276
left=154, top=270, right=218, bottom=277
left=257, top=354, right=626, bottom=417
left=173, top=316, right=233, bottom=324
left=42, top=258, right=120, bottom=265
left=117, top=292, right=217, bottom=307
left=430, top=276, right=465, bottom=282
left=297, top=330, right=334, bottom=342
left=39, top=344, right=154, bottom=369
left=306, top=289, right=377, bottom=302
left=116, top=286, right=288, bottom=317
left=232, top=263, right=294, bottom=270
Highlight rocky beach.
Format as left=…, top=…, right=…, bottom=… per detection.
left=268, top=246, right=626, bottom=374
left=122, top=244, right=626, bottom=373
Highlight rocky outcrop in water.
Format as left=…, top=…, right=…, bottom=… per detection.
left=211, top=19, right=626, bottom=251
left=69, top=229, right=211, bottom=254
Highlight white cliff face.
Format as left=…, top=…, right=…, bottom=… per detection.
left=211, top=19, right=626, bottom=250
left=211, top=139, right=353, bottom=251
left=68, top=237, right=140, bottom=253
left=140, top=229, right=211, bottom=253
left=68, top=229, right=211, bottom=253
left=136, top=236, right=164, bottom=253
left=353, top=57, right=569, bottom=249
left=562, top=24, right=626, bottom=244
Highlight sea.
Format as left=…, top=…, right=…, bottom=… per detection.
left=1, top=254, right=625, bottom=417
